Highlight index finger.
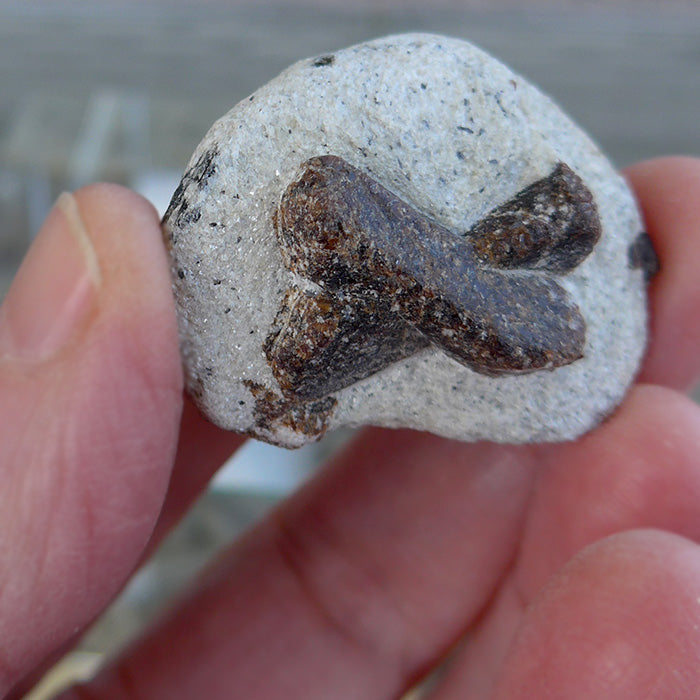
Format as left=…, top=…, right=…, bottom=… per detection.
left=624, top=156, right=700, bottom=391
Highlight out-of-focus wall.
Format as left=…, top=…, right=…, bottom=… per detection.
left=1, top=1, right=699, bottom=297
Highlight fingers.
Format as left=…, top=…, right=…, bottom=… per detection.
left=68, top=381, right=700, bottom=700
left=68, top=430, right=536, bottom=700
left=0, top=186, right=183, bottom=694
left=424, top=383, right=700, bottom=698
left=64, top=349, right=700, bottom=699
left=488, top=530, right=700, bottom=700
left=517, top=383, right=700, bottom=598
left=624, top=156, right=700, bottom=391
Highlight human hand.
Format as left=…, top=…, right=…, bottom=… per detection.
left=1, top=158, right=700, bottom=699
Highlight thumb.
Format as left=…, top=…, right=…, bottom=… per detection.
left=0, top=185, right=183, bottom=693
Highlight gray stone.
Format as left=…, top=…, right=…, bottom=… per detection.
left=162, top=33, right=650, bottom=448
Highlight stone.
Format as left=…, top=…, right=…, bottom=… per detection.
left=162, top=33, right=653, bottom=448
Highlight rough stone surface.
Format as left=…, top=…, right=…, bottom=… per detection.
left=162, top=33, right=650, bottom=448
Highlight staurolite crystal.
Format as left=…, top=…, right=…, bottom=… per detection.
left=162, top=33, right=652, bottom=448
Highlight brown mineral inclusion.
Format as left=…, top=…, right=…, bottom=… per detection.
left=266, top=155, right=601, bottom=402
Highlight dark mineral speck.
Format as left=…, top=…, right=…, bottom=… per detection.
left=628, top=232, right=659, bottom=282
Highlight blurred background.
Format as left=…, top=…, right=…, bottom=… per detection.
left=1, top=0, right=698, bottom=697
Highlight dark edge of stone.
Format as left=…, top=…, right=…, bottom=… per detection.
left=628, top=231, right=660, bottom=282
left=312, top=54, right=335, bottom=67
left=162, top=146, right=219, bottom=234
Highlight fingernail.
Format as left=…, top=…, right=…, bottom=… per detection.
left=0, top=192, right=101, bottom=362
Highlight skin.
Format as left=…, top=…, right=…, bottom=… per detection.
left=0, top=157, right=699, bottom=699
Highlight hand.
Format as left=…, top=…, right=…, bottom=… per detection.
left=1, top=158, right=699, bottom=700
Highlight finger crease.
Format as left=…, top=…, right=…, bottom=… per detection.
left=270, top=511, right=416, bottom=686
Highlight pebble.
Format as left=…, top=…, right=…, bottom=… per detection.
left=162, top=33, right=651, bottom=448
